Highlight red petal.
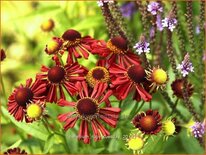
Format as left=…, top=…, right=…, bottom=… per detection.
left=136, top=85, right=152, bottom=102
left=57, top=99, right=76, bottom=107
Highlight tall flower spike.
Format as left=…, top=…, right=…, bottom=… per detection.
left=147, top=1, right=163, bottom=15
left=156, top=14, right=163, bottom=31
left=97, top=0, right=114, bottom=7
left=120, top=2, right=136, bottom=19
left=133, top=35, right=150, bottom=55
left=177, top=53, right=194, bottom=77
left=162, top=12, right=177, bottom=32
left=191, top=122, right=205, bottom=138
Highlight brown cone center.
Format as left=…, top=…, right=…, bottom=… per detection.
left=48, top=66, right=65, bottom=83
left=77, top=98, right=97, bottom=116
left=110, top=36, right=128, bottom=51
left=15, top=88, right=33, bottom=106
left=92, top=68, right=105, bottom=80
left=127, top=65, right=146, bottom=83
left=139, top=115, right=157, bottom=132
left=62, top=29, right=81, bottom=41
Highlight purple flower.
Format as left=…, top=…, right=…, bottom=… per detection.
left=191, top=122, right=205, bottom=138
left=162, top=15, right=177, bottom=32
left=177, top=53, right=194, bottom=77
left=147, top=1, right=163, bottom=15
left=150, top=26, right=155, bottom=38
left=195, top=25, right=200, bottom=34
left=133, top=35, right=150, bottom=55
left=120, top=2, right=136, bottom=19
left=97, top=0, right=114, bottom=7
left=156, top=14, right=163, bottom=31
left=203, top=53, right=206, bottom=61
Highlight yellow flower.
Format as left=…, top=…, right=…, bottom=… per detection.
left=152, top=68, right=167, bottom=84
left=41, top=19, right=55, bottom=32
left=125, top=131, right=146, bottom=154
left=163, top=118, right=176, bottom=140
left=26, top=101, right=45, bottom=121
left=146, top=67, right=168, bottom=92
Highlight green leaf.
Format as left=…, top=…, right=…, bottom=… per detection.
left=143, top=134, right=165, bottom=154
left=43, top=134, right=55, bottom=154
left=1, top=106, right=49, bottom=141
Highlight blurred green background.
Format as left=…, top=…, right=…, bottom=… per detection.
left=1, top=1, right=205, bottom=154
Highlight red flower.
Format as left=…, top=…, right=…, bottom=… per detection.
left=7, top=78, right=46, bottom=122
left=171, top=79, right=193, bottom=98
left=37, top=61, right=86, bottom=103
left=86, top=59, right=113, bottom=107
left=57, top=81, right=121, bottom=144
left=45, top=37, right=63, bottom=55
left=1, top=49, right=6, bottom=61
left=4, top=147, right=27, bottom=155
left=91, top=36, right=141, bottom=67
left=109, top=63, right=152, bottom=102
left=62, top=29, right=97, bottom=63
left=132, top=109, right=162, bottom=135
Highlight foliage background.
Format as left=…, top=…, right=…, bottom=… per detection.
left=0, top=1, right=205, bottom=154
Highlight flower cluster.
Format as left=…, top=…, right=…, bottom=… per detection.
left=7, top=29, right=155, bottom=144
left=133, top=35, right=150, bottom=55
left=147, top=1, right=163, bottom=15
left=191, top=122, right=205, bottom=138
left=162, top=13, right=177, bottom=32
left=177, top=53, right=194, bottom=77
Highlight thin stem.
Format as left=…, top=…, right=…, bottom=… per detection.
left=149, top=101, right=152, bottom=109
left=42, top=118, right=52, bottom=134
left=170, top=99, right=179, bottom=115
left=135, top=101, right=145, bottom=113
left=0, top=73, right=7, bottom=103
left=119, top=100, right=123, bottom=108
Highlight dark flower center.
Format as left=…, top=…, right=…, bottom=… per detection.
left=48, top=66, right=65, bottom=83
left=62, top=29, right=81, bottom=41
left=92, top=68, right=105, bottom=80
left=127, top=65, right=146, bottom=83
left=139, top=115, right=157, bottom=132
left=111, top=36, right=128, bottom=51
left=15, top=88, right=33, bottom=106
left=171, top=79, right=193, bottom=98
left=76, top=98, right=97, bottom=116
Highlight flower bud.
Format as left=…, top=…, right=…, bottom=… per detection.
left=45, top=37, right=63, bottom=55
left=1, top=49, right=6, bottom=61
left=41, top=19, right=55, bottom=32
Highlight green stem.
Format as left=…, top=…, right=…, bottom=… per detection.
left=149, top=101, right=152, bottom=109
left=0, top=73, right=7, bottom=103
left=119, top=100, right=123, bottom=108
left=135, top=101, right=145, bottom=113
left=170, top=99, right=179, bottom=115
left=57, top=54, right=64, bottom=66
left=42, top=118, right=52, bottom=134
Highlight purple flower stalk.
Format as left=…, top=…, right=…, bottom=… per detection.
left=203, top=52, right=206, bottom=61
left=97, top=0, right=114, bottom=7
left=156, top=14, right=163, bottom=31
left=150, top=26, right=155, bottom=38
left=147, top=1, right=163, bottom=15
left=177, top=53, right=194, bottom=77
left=162, top=13, right=177, bottom=32
left=120, top=2, right=136, bottom=19
left=195, top=25, right=200, bottom=34
left=191, top=122, right=205, bottom=138
left=133, top=35, right=150, bottom=55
